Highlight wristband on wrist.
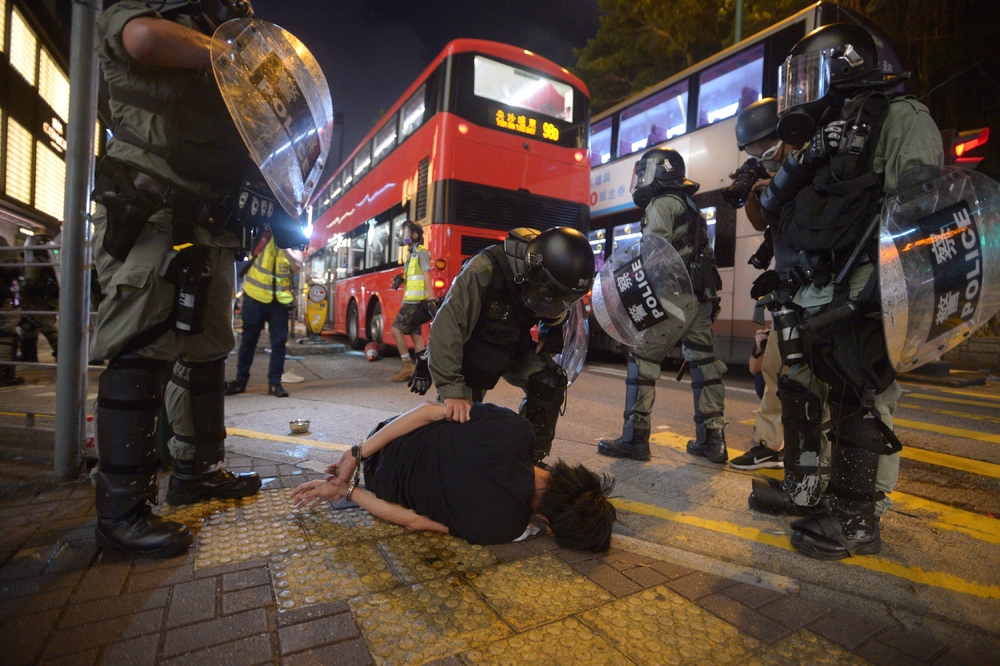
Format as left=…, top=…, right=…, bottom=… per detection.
left=751, top=348, right=764, bottom=358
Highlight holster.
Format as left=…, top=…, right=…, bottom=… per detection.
left=92, top=157, right=163, bottom=262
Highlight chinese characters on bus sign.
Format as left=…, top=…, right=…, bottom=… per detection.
left=494, top=110, right=560, bottom=142
left=908, top=201, right=982, bottom=342
left=614, top=257, right=668, bottom=331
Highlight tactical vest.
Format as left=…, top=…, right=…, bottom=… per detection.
left=778, top=93, right=892, bottom=283
left=108, top=69, right=249, bottom=191
left=658, top=192, right=720, bottom=302
left=460, top=245, right=535, bottom=390
left=402, top=245, right=427, bottom=302
left=243, top=238, right=294, bottom=305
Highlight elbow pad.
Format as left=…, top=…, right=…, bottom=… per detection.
left=758, top=150, right=816, bottom=221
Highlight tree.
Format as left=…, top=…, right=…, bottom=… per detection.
left=574, top=0, right=814, bottom=113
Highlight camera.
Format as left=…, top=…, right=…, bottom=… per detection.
left=722, top=158, right=768, bottom=208
left=748, top=226, right=774, bottom=270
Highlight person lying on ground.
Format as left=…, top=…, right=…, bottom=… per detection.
left=290, top=402, right=617, bottom=552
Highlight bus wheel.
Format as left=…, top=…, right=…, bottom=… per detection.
left=368, top=301, right=384, bottom=344
left=346, top=302, right=364, bottom=350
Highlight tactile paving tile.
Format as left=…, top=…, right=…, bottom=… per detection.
left=269, top=543, right=397, bottom=610
left=466, top=552, right=614, bottom=632
left=297, top=506, right=408, bottom=547
left=350, top=575, right=512, bottom=665
left=377, top=532, right=499, bottom=584
left=464, top=617, right=631, bottom=665
left=158, top=489, right=311, bottom=569
left=581, top=585, right=762, bottom=665
left=746, top=629, right=870, bottom=665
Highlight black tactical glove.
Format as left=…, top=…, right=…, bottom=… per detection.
left=536, top=321, right=564, bottom=355
left=391, top=274, right=404, bottom=290
left=408, top=349, right=432, bottom=395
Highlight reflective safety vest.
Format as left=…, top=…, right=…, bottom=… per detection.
left=403, top=245, right=428, bottom=302
left=243, top=238, right=294, bottom=305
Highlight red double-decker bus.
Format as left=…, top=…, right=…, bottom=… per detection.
left=304, top=39, right=590, bottom=348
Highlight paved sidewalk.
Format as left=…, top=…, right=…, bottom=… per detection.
left=1, top=452, right=990, bottom=665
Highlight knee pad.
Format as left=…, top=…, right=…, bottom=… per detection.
left=171, top=358, right=227, bottom=471
left=778, top=375, right=828, bottom=480
left=828, top=395, right=884, bottom=502
left=96, top=355, right=169, bottom=518
left=520, top=364, right=568, bottom=459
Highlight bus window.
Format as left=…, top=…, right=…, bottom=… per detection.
left=349, top=233, right=365, bottom=275
left=366, top=220, right=391, bottom=269
left=590, top=117, right=612, bottom=167
left=612, top=222, right=641, bottom=254
left=390, top=215, right=408, bottom=263
left=335, top=239, right=349, bottom=280
left=354, top=143, right=372, bottom=179
left=473, top=56, right=573, bottom=122
left=400, top=85, right=426, bottom=139
left=372, top=115, right=398, bottom=165
left=696, top=43, right=765, bottom=128
left=588, top=229, right=607, bottom=272
left=618, top=81, right=689, bottom=159
left=701, top=205, right=717, bottom=251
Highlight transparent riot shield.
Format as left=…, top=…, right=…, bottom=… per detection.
left=592, top=235, right=696, bottom=349
left=879, top=167, right=1000, bottom=371
left=211, top=19, right=333, bottom=217
left=553, top=299, right=589, bottom=385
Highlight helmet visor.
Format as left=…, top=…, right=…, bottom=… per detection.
left=777, top=51, right=831, bottom=115
left=522, top=270, right=589, bottom=319
left=630, top=155, right=667, bottom=194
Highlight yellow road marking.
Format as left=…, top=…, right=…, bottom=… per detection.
left=226, top=427, right=350, bottom=452
left=905, top=393, right=1000, bottom=409
left=899, top=403, right=1000, bottom=426
left=937, top=387, right=1000, bottom=401
left=893, top=417, right=1000, bottom=448
left=651, top=433, right=1000, bottom=543
left=612, top=497, right=1000, bottom=599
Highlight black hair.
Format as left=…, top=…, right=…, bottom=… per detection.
left=536, top=459, right=617, bottom=553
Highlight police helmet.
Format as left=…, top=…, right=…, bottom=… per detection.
left=521, top=227, right=594, bottom=319
left=776, top=23, right=883, bottom=145
left=399, top=220, right=423, bottom=245
left=735, top=98, right=779, bottom=151
left=630, top=147, right=696, bottom=209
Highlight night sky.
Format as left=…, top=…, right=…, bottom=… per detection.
left=250, top=0, right=600, bottom=160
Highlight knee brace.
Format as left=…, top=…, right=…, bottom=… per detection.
left=170, top=358, right=227, bottom=472
left=519, top=363, right=568, bottom=461
left=622, top=353, right=656, bottom=440
left=95, top=355, right=170, bottom=519
left=684, top=342, right=724, bottom=430
left=779, top=375, right=829, bottom=505
left=828, top=395, right=884, bottom=503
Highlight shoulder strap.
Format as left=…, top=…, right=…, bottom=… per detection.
left=483, top=245, right=533, bottom=333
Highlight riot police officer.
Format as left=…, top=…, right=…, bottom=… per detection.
left=751, top=23, right=943, bottom=559
left=89, top=0, right=263, bottom=558
left=17, top=233, right=59, bottom=363
left=598, top=147, right=727, bottom=463
left=416, top=226, right=594, bottom=464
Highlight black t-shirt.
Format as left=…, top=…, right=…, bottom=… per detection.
left=367, top=403, right=536, bottom=544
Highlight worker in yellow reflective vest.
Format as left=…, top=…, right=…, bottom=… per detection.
left=390, top=220, right=434, bottom=382
left=226, top=233, right=302, bottom=397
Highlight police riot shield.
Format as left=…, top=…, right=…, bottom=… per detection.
left=211, top=19, right=333, bottom=217
left=592, top=235, right=696, bottom=349
left=879, top=167, right=1000, bottom=371
left=553, top=299, right=589, bottom=385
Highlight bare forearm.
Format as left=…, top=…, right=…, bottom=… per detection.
left=122, top=17, right=216, bottom=69
left=357, top=402, right=446, bottom=458
left=350, top=488, right=449, bottom=533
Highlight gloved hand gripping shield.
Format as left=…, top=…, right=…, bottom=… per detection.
left=211, top=19, right=333, bottom=218
left=880, top=167, right=1000, bottom=371
left=592, top=235, right=697, bottom=349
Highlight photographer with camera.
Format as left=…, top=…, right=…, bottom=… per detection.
left=724, top=99, right=794, bottom=471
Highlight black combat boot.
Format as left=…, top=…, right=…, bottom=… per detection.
left=748, top=477, right=826, bottom=516
left=96, top=504, right=192, bottom=559
left=790, top=497, right=881, bottom=560
left=598, top=427, right=651, bottom=461
left=686, top=428, right=727, bottom=463
left=166, top=459, right=262, bottom=505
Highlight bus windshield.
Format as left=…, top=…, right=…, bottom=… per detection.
left=473, top=56, right=574, bottom=121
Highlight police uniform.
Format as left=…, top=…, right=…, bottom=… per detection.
left=18, top=238, right=59, bottom=363
left=232, top=236, right=296, bottom=392
left=0, top=236, right=24, bottom=386
left=757, top=94, right=942, bottom=558
left=599, top=176, right=727, bottom=463
left=428, top=230, right=581, bottom=463
left=90, top=1, right=260, bottom=558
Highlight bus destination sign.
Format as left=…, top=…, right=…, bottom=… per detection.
left=494, top=110, right=560, bottom=142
